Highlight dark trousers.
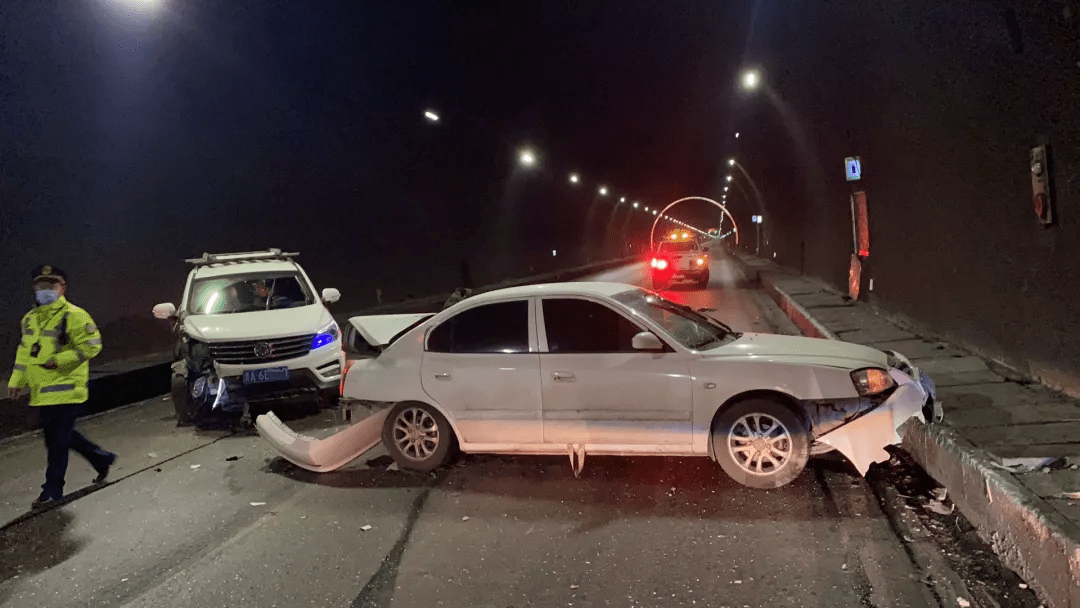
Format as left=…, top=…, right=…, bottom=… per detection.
left=37, top=403, right=112, bottom=498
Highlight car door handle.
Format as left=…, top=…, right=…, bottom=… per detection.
left=553, top=372, right=576, bottom=382
left=434, top=373, right=452, bottom=380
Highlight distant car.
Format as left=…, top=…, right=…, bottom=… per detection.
left=650, top=236, right=709, bottom=289
left=268, top=281, right=939, bottom=489
left=152, top=249, right=344, bottom=426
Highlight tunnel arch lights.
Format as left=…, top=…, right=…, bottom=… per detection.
left=648, top=196, right=739, bottom=251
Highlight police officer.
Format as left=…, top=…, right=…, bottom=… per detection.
left=7, top=265, right=116, bottom=509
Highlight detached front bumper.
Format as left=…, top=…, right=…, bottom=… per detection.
left=814, top=362, right=940, bottom=475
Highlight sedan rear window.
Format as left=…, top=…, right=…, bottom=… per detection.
left=427, top=301, right=529, bottom=354
left=658, top=241, right=697, bottom=253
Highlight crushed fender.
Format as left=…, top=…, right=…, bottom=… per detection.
left=256, top=407, right=390, bottom=472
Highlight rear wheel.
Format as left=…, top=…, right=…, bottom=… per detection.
left=712, top=397, right=810, bottom=489
left=382, top=402, right=456, bottom=471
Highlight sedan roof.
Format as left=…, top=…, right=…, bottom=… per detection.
left=466, top=281, right=639, bottom=304
left=193, top=260, right=300, bottom=279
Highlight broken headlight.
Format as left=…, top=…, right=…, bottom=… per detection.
left=850, top=368, right=896, bottom=396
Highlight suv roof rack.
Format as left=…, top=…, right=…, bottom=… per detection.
left=185, top=248, right=299, bottom=266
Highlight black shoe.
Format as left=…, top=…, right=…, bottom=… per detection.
left=32, top=495, right=60, bottom=510
left=93, top=452, right=117, bottom=484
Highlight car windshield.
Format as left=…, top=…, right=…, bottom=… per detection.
left=187, top=272, right=314, bottom=315
left=612, top=289, right=740, bottom=350
left=658, top=241, right=696, bottom=253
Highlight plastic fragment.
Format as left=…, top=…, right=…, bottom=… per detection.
left=1056, top=491, right=1080, bottom=500
left=570, top=585, right=579, bottom=590
left=387, top=462, right=399, bottom=472
left=930, top=487, right=947, bottom=501
left=361, top=525, right=372, bottom=531
left=957, top=599, right=970, bottom=607
left=1019, top=583, right=1028, bottom=589
left=226, top=456, right=240, bottom=462
left=190, top=464, right=201, bottom=470
left=733, top=580, right=742, bottom=584
left=462, top=516, right=470, bottom=521
left=924, top=499, right=954, bottom=515
left=147, top=452, right=158, bottom=458
left=249, top=502, right=266, bottom=506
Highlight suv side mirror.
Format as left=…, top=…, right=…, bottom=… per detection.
left=153, top=303, right=177, bottom=320
left=322, top=288, right=341, bottom=304
left=631, top=331, right=664, bottom=351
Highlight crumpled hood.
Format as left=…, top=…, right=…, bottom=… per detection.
left=701, top=332, right=888, bottom=369
left=184, top=304, right=332, bottom=342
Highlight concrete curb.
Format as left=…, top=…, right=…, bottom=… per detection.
left=744, top=256, right=1080, bottom=608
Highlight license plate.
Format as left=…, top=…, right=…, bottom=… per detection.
left=243, top=367, right=290, bottom=385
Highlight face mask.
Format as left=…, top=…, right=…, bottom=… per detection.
left=34, top=289, right=60, bottom=306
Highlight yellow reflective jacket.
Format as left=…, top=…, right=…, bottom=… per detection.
left=7, top=297, right=103, bottom=406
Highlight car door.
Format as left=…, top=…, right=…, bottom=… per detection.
left=421, top=298, right=542, bottom=445
left=538, top=297, right=693, bottom=446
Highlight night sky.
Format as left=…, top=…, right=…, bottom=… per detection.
left=1, top=1, right=777, bottom=363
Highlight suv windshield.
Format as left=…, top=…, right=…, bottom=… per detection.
left=187, top=273, right=314, bottom=315
left=658, top=241, right=696, bottom=253
left=613, top=289, right=739, bottom=350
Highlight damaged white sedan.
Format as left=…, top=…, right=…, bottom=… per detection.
left=257, top=282, right=940, bottom=489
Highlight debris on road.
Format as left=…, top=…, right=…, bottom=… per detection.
left=925, top=499, right=955, bottom=515
left=147, top=452, right=158, bottom=458
left=930, top=487, right=947, bottom=501
left=570, top=585, right=579, bottom=590
left=249, top=502, right=266, bottom=506
left=361, top=525, right=372, bottom=531
left=190, top=464, right=201, bottom=470
left=462, top=516, right=470, bottom=521
left=1019, top=583, right=1028, bottom=589
left=989, top=457, right=1058, bottom=473
left=226, top=456, right=241, bottom=462
left=1055, top=491, right=1080, bottom=500
left=957, top=598, right=970, bottom=607
left=733, top=580, right=742, bottom=584
left=387, top=462, right=399, bottom=472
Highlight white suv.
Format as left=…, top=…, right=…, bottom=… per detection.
left=152, top=249, right=343, bottom=425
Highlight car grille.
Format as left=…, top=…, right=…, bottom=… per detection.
left=209, top=334, right=315, bottom=365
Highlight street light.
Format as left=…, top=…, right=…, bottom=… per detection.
left=735, top=132, right=740, bottom=138
left=599, top=186, right=608, bottom=196
left=569, top=173, right=580, bottom=184
left=620, top=197, right=626, bottom=203
left=518, top=149, right=537, bottom=167
left=724, top=186, right=729, bottom=192
left=728, top=158, right=735, bottom=166
left=424, top=110, right=440, bottom=123
left=741, top=69, right=760, bottom=91
left=632, top=202, right=639, bottom=208
left=726, top=175, right=733, bottom=182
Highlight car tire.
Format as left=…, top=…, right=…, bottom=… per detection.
left=711, top=397, right=810, bottom=489
left=382, top=402, right=456, bottom=472
left=171, top=369, right=196, bottom=426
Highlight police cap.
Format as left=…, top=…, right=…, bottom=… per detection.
left=32, top=265, right=67, bottom=284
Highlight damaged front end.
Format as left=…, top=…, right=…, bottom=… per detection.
left=804, top=357, right=941, bottom=475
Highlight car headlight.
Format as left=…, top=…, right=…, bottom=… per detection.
left=311, top=321, right=340, bottom=350
left=850, top=368, right=895, bottom=396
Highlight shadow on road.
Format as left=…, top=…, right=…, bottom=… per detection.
left=263, top=449, right=869, bottom=523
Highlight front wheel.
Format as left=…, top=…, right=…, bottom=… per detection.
left=712, top=398, right=810, bottom=489
left=382, top=402, right=457, bottom=471
left=170, top=369, right=196, bottom=426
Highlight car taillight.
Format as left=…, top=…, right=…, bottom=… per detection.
left=651, top=258, right=668, bottom=270
left=339, top=357, right=357, bottom=396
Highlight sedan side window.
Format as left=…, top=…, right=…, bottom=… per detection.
left=542, top=298, right=642, bottom=353
left=427, top=300, right=529, bottom=353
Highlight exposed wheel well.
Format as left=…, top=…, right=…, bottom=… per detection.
left=707, top=390, right=810, bottom=461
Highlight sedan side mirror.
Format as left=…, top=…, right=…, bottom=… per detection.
left=152, top=303, right=177, bottom=320
left=631, top=331, right=664, bottom=351
left=322, top=288, right=341, bottom=304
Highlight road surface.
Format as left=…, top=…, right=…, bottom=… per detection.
left=0, top=254, right=1035, bottom=608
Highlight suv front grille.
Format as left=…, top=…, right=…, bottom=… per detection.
left=209, top=334, right=315, bottom=365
